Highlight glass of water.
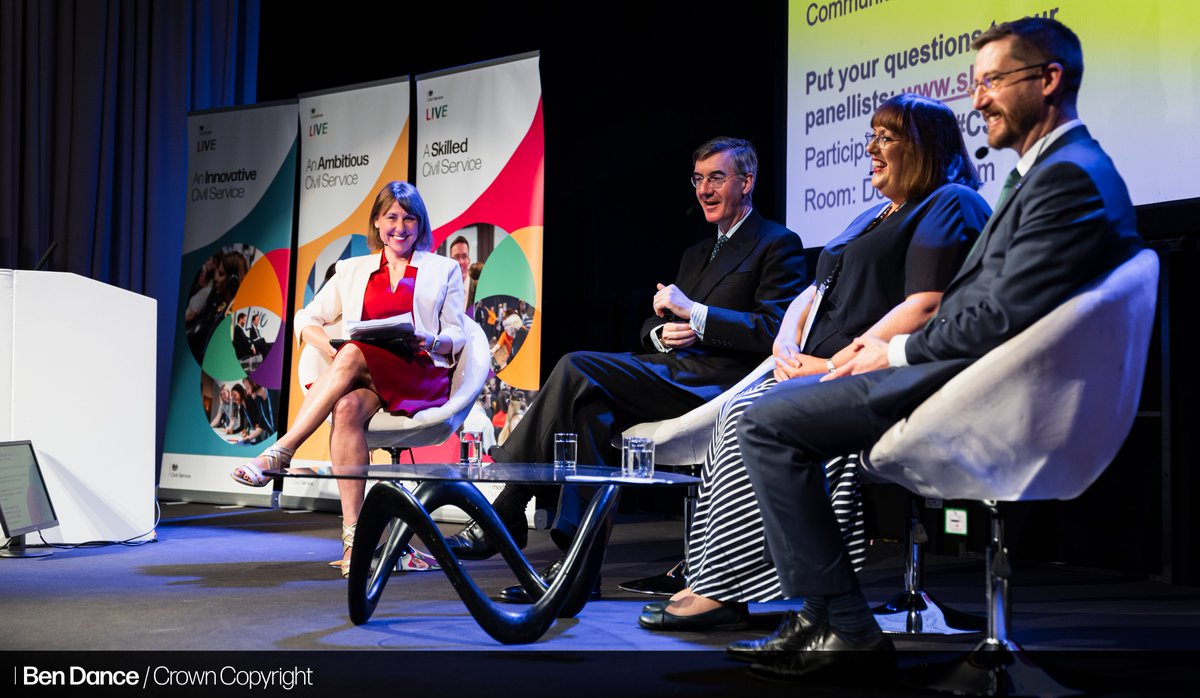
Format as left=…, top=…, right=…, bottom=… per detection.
left=459, top=430, right=484, bottom=466
left=622, top=436, right=655, bottom=478
left=553, top=432, right=577, bottom=471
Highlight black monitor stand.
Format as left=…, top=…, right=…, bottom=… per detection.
left=0, top=440, right=60, bottom=559
left=1, top=534, right=53, bottom=558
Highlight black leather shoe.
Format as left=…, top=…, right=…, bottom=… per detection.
left=638, top=603, right=749, bottom=632
left=726, top=610, right=824, bottom=662
left=747, top=627, right=895, bottom=683
left=618, top=559, right=687, bottom=596
left=445, top=514, right=527, bottom=561
left=642, top=600, right=671, bottom=613
left=498, top=558, right=601, bottom=603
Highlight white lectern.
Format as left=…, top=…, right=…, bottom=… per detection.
left=0, top=270, right=157, bottom=544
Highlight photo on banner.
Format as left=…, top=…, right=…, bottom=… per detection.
left=417, top=52, right=544, bottom=480
left=786, top=0, right=1200, bottom=246
left=284, top=78, right=412, bottom=505
left=160, top=103, right=298, bottom=502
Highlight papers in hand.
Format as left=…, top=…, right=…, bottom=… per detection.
left=344, top=313, right=415, bottom=340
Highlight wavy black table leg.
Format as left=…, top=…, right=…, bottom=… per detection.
left=347, top=479, right=619, bottom=644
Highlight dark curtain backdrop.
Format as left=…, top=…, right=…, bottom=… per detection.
left=256, top=0, right=791, bottom=372
left=0, top=0, right=260, bottom=462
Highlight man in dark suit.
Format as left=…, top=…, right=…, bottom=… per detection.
left=232, top=312, right=253, bottom=361
left=448, top=136, right=809, bottom=569
left=248, top=312, right=269, bottom=358
left=730, top=18, right=1143, bottom=680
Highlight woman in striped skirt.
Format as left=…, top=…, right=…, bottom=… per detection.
left=639, top=93, right=992, bottom=631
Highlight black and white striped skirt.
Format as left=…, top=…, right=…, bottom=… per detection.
left=687, top=374, right=867, bottom=602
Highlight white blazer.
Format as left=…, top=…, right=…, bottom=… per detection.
left=293, top=250, right=466, bottom=369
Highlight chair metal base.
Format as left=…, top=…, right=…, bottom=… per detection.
left=900, top=505, right=1080, bottom=695
left=873, top=590, right=985, bottom=635
left=383, top=447, right=414, bottom=465
left=875, top=496, right=985, bottom=635
left=617, top=462, right=697, bottom=597
left=618, top=559, right=687, bottom=596
left=347, top=479, right=618, bottom=644
left=906, top=640, right=1081, bottom=696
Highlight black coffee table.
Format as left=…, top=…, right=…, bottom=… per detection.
left=266, top=462, right=698, bottom=644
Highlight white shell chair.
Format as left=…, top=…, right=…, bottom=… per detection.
left=864, top=248, right=1159, bottom=692
left=620, top=356, right=775, bottom=466
left=297, top=315, right=491, bottom=462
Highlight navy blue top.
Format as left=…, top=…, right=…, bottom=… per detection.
left=803, top=183, right=991, bottom=357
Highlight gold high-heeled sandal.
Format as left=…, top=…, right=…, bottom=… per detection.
left=329, top=523, right=440, bottom=575
left=230, top=444, right=296, bottom=487
left=330, top=523, right=355, bottom=577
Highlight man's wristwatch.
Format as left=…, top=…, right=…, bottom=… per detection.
left=430, top=336, right=442, bottom=353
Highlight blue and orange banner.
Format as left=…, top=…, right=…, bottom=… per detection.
left=286, top=78, right=411, bottom=484
left=160, top=103, right=297, bottom=501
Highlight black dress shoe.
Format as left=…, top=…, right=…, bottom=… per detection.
left=642, top=600, right=671, bottom=613
left=638, top=603, right=749, bottom=632
left=497, top=558, right=601, bottom=603
left=726, top=610, right=824, bottom=662
left=747, top=627, right=895, bottom=683
left=445, top=514, right=527, bottom=561
left=618, top=559, right=687, bottom=596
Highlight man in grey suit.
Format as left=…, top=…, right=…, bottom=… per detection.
left=730, top=17, right=1143, bottom=680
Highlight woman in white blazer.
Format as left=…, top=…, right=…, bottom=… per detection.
left=232, top=181, right=465, bottom=574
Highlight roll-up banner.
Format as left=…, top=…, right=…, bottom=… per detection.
left=282, top=78, right=412, bottom=507
left=160, top=103, right=298, bottom=504
left=787, top=0, right=1200, bottom=247
left=416, top=53, right=544, bottom=495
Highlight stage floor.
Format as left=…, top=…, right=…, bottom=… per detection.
left=3, top=501, right=1197, bottom=695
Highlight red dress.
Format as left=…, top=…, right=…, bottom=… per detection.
left=345, top=257, right=451, bottom=416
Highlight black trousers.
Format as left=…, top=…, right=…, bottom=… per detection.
left=491, top=349, right=738, bottom=545
left=738, top=370, right=901, bottom=598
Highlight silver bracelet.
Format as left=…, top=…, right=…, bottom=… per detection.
left=826, top=359, right=836, bottom=373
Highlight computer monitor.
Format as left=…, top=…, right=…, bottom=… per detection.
left=0, top=440, right=58, bottom=558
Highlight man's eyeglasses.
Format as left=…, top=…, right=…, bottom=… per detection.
left=969, top=63, right=1049, bottom=94
left=690, top=172, right=745, bottom=189
left=865, top=132, right=903, bottom=149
